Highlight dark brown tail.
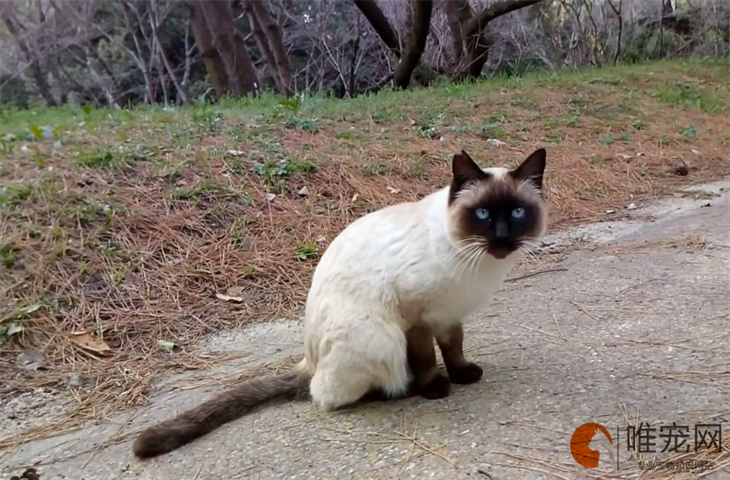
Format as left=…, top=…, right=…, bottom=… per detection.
left=132, top=369, right=310, bottom=459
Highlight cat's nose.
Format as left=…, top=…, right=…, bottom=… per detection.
left=495, top=221, right=509, bottom=239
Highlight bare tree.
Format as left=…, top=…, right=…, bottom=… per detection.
left=449, top=0, right=544, bottom=80
left=189, top=0, right=259, bottom=98
left=1, top=0, right=728, bottom=107
left=394, top=0, right=433, bottom=88
left=1, top=2, right=59, bottom=106
left=149, top=0, right=189, bottom=105
left=445, top=0, right=472, bottom=69
left=245, top=0, right=292, bottom=96
left=353, top=0, right=402, bottom=57
left=188, top=1, right=229, bottom=96
left=606, top=0, right=623, bottom=65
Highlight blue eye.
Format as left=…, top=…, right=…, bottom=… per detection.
left=512, top=207, right=525, bottom=219
left=475, top=208, right=490, bottom=220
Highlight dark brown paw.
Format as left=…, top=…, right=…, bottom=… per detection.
left=417, top=373, right=451, bottom=399
left=448, top=362, right=483, bottom=384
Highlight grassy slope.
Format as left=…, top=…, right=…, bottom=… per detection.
left=1, top=59, right=729, bottom=441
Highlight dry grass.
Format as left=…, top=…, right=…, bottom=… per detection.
left=1, top=59, right=730, bottom=449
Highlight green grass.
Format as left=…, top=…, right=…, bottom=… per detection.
left=650, top=79, right=730, bottom=114
left=0, top=238, right=18, bottom=268
left=1, top=59, right=725, bottom=143
left=0, top=182, right=34, bottom=207
left=295, top=242, right=319, bottom=261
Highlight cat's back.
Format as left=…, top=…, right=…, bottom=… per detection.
left=310, top=188, right=447, bottom=285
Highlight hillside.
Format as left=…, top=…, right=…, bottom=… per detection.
left=1, top=59, right=729, bottom=445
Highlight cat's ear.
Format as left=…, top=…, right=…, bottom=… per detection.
left=511, top=148, right=546, bottom=194
left=451, top=150, right=488, bottom=192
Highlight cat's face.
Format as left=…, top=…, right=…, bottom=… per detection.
left=447, top=148, right=548, bottom=259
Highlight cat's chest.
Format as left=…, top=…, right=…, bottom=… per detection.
left=418, top=258, right=515, bottom=327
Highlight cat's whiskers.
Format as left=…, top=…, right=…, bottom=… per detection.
left=454, top=243, right=483, bottom=280
left=472, top=245, right=488, bottom=277
left=453, top=239, right=488, bottom=280
left=519, top=238, right=541, bottom=250
left=518, top=245, right=539, bottom=264
left=522, top=238, right=544, bottom=262
left=466, top=245, right=483, bottom=278
left=452, top=241, right=477, bottom=273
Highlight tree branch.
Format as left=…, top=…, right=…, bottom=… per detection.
left=149, top=0, right=189, bottom=105
left=393, top=0, right=433, bottom=89
left=353, top=0, right=401, bottom=58
left=464, top=0, right=543, bottom=38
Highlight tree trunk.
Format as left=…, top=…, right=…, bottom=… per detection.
left=244, top=1, right=282, bottom=93
left=393, top=0, right=433, bottom=89
left=1, top=10, right=59, bottom=106
left=453, top=0, right=543, bottom=80
left=38, top=0, right=68, bottom=103
left=607, top=0, right=623, bottom=65
left=249, top=1, right=291, bottom=96
left=189, top=0, right=259, bottom=98
left=188, top=1, right=229, bottom=96
left=150, top=0, right=189, bottom=105
left=463, top=31, right=493, bottom=80
left=347, top=16, right=362, bottom=97
left=445, top=0, right=471, bottom=68
left=353, top=0, right=401, bottom=58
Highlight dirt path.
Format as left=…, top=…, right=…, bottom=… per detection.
left=2, top=179, right=729, bottom=480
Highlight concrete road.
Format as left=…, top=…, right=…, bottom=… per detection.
left=2, top=180, right=729, bottom=480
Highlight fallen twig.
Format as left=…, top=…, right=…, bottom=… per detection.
left=506, top=267, right=568, bottom=283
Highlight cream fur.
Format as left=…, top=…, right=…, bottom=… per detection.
left=301, top=166, right=531, bottom=411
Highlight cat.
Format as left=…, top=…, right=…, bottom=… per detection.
left=132, top=147, right=549, bottom=459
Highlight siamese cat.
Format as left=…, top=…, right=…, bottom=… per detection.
left=133, top=148, right=549, bottom=459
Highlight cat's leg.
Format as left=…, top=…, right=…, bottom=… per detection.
left=309, top=363, right=374, bottom=412
left=310, top=318, right=410, bottom=410
left=435, top=323, right=483, bottom=385
left=406, top=324, right=451, bottom=399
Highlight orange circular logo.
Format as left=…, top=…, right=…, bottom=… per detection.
left=570, top=423, right=613, bottom=468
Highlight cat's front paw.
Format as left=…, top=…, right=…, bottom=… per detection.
left=418, top=373, right=451, bottom=399
left=448, top=362, right=483, bottom=384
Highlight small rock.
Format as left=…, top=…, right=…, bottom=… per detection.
left=67, top=374, right=84, bottom=388
left=297, top=186, right=310, bottom=197
left=486, top=138, right=507, bottom=147
left=235, top=236, right=253, bottom=250
left=673, top=160, right=689, bottom=176
left=16, top=350, right=47, bottom=371
left=265, top=193, right=276, bottom=201
left=701, top=201, right=711, bottom=208
left=386, top=186, right=401, bottom=194
left=627, top=203, right=637, bottom=210
left=606, top=209, right=616, bottom=214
